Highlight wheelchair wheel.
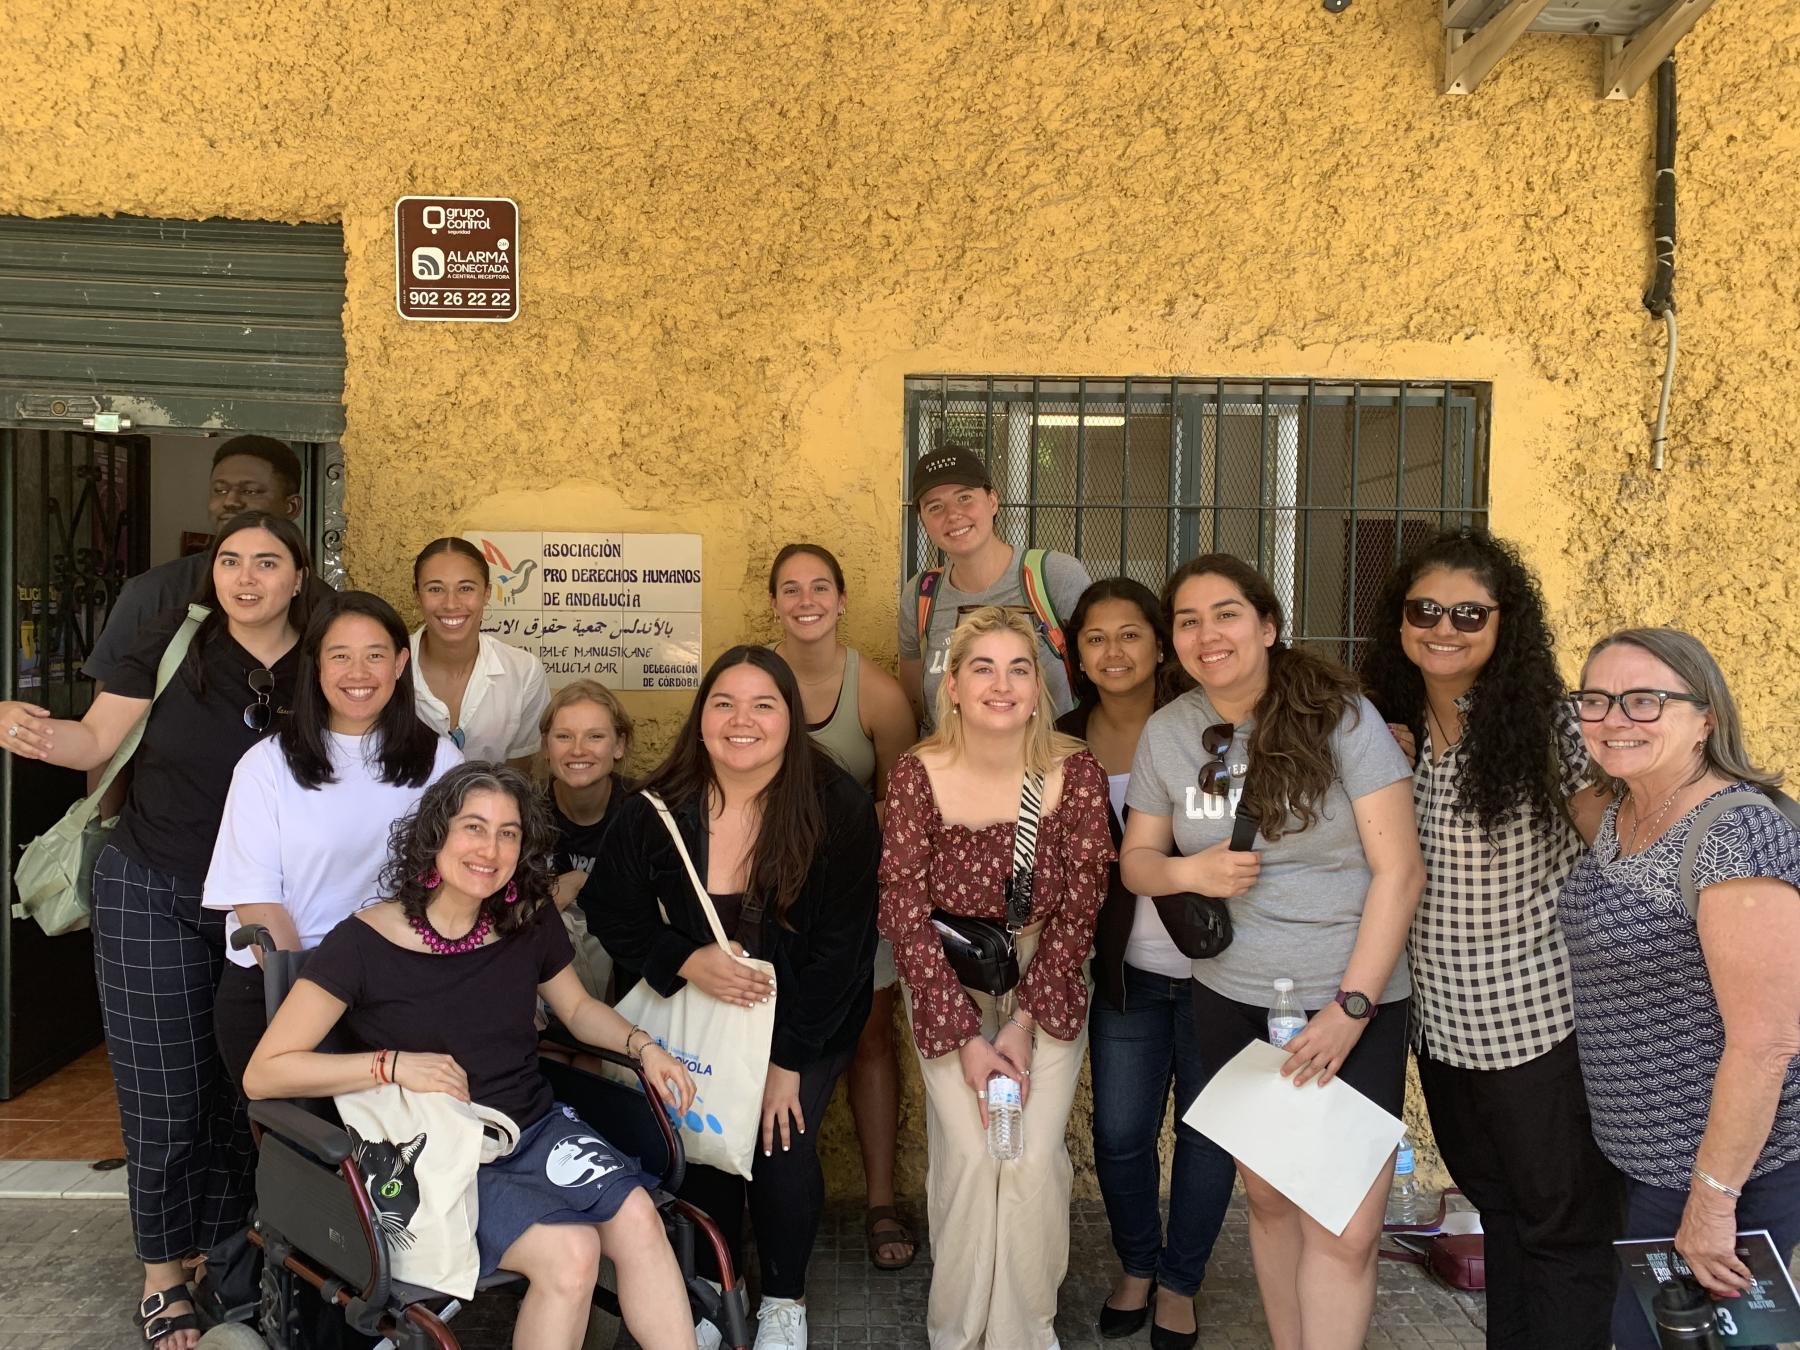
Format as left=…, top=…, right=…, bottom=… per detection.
left=197, top=1325, right=270, bottom=1349
left=582, top=1257, right=622, bottom=1350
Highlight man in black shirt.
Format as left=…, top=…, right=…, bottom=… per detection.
left=84, top=435, right=335, bottom=688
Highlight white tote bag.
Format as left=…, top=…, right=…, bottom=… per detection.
left=334, top=1083, right=520, bottom=1299
left=607, top=791, right=776, bottom=1180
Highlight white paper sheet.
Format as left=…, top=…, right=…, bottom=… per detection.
left=1181, top=1040, right=1406, bottom=1236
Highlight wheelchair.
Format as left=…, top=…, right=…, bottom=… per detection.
left=223, top=925, right=753, bottom=1349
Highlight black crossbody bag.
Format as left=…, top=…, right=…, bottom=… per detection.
left=1153, top=787, right=1258, bottom=960
left=930, top=771, right=1045, bottom=998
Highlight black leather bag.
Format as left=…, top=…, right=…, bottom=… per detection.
left=1153, top=891, right=1234, bottom=960
left=1153, top=796, right=1258, bottom=960
left=932, top=772, right=1044, bottom=996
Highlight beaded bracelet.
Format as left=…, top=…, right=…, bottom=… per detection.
left=1693, top=1167, right=1743, bottom=1200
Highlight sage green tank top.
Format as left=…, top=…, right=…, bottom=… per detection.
left=803, top=647, right=876, bottom=789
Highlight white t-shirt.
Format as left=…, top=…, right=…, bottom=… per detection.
left=1108, top=773, right=1192, bottom=981
left=204, top=732, right=463, bottom=967
left=409, top=630, right=550, bottom=764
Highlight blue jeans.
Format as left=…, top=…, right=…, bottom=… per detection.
left=1088, top=964, right=1236, bottom=1296
left=1612, top=1163, right=1800, bottom=1350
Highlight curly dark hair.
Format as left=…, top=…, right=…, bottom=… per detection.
left=377, top=762, right=558, bottom=939
left=1359, top=529, right=1565, bottom=835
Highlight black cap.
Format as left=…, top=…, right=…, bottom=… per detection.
left=909, top=445, right=993, bottom=505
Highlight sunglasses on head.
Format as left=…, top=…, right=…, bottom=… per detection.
left=1198, top=721, right=1236, bottom=798
left=1403, top=598, right=1498, bottom=634
left=243, top=668, right=276, bottom=732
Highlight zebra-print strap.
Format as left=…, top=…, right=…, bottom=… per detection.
left=1006, top=771, right=1046, bottom=931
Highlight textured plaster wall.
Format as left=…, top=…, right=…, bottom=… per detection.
left=5, top=0, right=1797, bottom=1199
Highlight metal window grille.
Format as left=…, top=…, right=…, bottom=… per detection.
left=902, top=376, right=1490, bottom=667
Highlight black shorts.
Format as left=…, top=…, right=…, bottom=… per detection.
left=1189, top=979, right=1410, bottom=1118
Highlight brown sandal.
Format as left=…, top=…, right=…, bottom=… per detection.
left=866, top=1205, right=917, bottom=1271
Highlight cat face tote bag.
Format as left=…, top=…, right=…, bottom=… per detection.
left=334, top=1083, right=519, bottom=1299
left=607, top=791, right=776, bottom=1180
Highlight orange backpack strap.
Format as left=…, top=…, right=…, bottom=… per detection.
left=1020, top=548, right=1080, bottom=695
left=914, top=567, right=944, bottom=654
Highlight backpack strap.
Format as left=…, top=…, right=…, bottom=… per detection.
left=914, top=567, right=944, bottom=656
left=1676, top=787, right=1800, bottom=918
left=1019, top=548, right=1080, bottom=696
left=85, top=602, right=210, bottom=819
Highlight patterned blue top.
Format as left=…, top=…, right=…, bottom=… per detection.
left=1559, top=785, right=1800, bottom=1189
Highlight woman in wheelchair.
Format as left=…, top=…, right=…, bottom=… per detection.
left=244, top=762, right=702, bottom=1350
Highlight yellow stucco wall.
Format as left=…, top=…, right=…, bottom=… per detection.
left=6, top=0, right=1797, bottom=1198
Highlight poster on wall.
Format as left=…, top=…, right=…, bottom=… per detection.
left=461, top=531, right=702, bottom=691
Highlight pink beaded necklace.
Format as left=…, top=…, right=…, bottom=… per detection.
left=409, top=907, right=493, bottom=955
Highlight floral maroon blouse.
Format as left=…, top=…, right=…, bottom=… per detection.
left=877, top=750, right=1115, bottom=1058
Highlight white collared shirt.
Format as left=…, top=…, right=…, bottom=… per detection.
left=409, top=629, right=550, bottom=764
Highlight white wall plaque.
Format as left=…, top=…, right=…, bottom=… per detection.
left=461, top=531, right=702, bottom=690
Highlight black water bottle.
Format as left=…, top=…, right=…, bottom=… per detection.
left=1653, top=1275, right=1725, bottom=1349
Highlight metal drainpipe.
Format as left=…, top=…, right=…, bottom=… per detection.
left=1645, top=58, right=1678, bottom=470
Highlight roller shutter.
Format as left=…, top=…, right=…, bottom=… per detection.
left=0, top=214, right=346, bottom=439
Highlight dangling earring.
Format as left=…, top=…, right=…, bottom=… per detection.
left=420, top=867, right=441, bottom=890
left=502, top=882, right=520, bottom=905
left=951, top=704, right=961, bottom=715
left=1030, top=708, right=1038, bottom=718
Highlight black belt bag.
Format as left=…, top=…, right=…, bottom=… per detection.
left=931, top=770, right=1044, bottom=998
left=1154, top=790, right=1258, bottom=961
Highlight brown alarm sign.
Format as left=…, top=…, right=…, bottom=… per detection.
left=395, top=196, right=520, bottom=323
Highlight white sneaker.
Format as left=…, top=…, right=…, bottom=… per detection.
left=752, top=1295, right=807, bottom=1350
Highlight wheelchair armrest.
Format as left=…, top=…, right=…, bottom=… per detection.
left=250, top=1099, right=354, bottom=1165
left=231, top=924, right=277, bottom=956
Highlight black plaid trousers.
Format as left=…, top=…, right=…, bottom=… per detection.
left=91, top=843, right=254, bottom=1264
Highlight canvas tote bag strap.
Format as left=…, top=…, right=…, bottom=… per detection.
left=82, top=603, right=210, bottom=824
left=1005, top=770, right=1046, bottom=931
left=644, top=791, right=736, bottom=953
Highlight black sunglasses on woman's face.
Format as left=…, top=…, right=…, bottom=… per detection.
left=1403, top=598, right=1498, bottom=634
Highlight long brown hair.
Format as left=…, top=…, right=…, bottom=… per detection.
left=639, top=646, right=827, bottom=927
left=1162, top=554, right=1363, bottom=840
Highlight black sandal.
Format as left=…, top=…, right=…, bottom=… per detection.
left=138, top=1284, right=201, bottom=1346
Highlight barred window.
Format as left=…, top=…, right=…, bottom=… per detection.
left=901, top=376, right=1491, bottom=667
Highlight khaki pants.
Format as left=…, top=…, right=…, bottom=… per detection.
left=908, top=928, right=1086, bottom=1350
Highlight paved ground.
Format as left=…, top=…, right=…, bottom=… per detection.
left=6, top=1188, right=1795, bottom=1349
left=0, top=1190, right=1493, bottom=1349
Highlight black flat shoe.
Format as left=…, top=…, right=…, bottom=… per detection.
left=1150, top=1307, right=1200, bottom=1350
left=1098, top=1280, right=1154, bottom=1339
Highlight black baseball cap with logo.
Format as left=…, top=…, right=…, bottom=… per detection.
left=909, top=445, right=994, bottom=506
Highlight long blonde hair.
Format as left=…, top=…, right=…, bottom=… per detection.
left=532, top=679, right=633, bottom=786
left=916, top=605, right=1085, bottom=778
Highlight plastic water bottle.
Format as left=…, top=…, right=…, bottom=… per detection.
left=1268, top=978, right=1306, bottom=1048
left=1387, top=1131, right=1421, bottom=1226
left=986, top=1073, right=1023, bottom=1161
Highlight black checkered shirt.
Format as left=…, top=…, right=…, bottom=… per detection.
left=1407, top=697, right=1591, bottom=1070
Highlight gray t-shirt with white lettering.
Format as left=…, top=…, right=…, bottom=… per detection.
left=897, top=547, right=1091, bottom=730
left=1125, top=687, right=1413, bottom=1007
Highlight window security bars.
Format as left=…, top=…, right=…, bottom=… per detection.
left=902, top=376, right=1491, bottom=667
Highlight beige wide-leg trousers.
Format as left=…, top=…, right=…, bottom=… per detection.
left=909, top=928, right=1087, bottom=1350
